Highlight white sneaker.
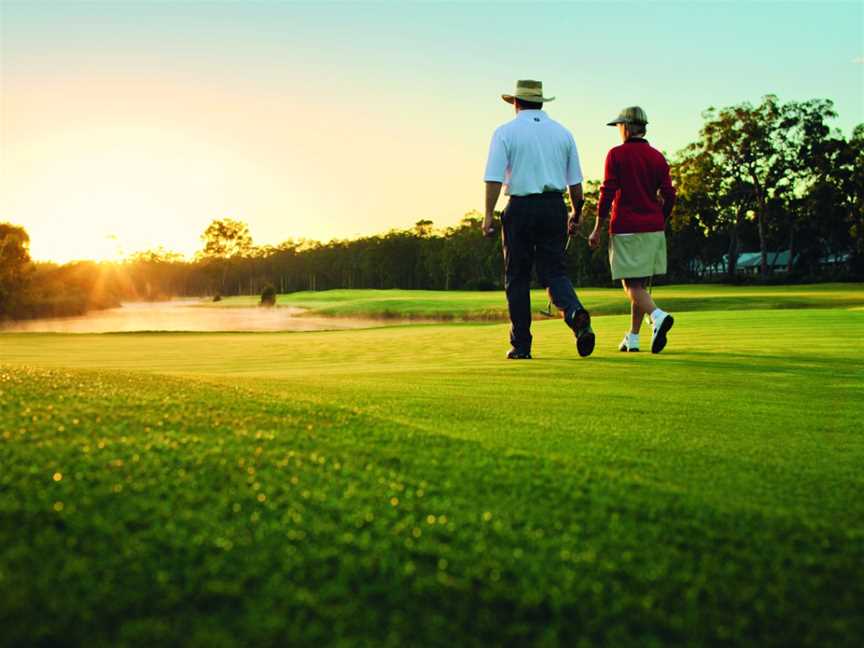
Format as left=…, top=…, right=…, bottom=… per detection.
left=618, top=333, right=640, bottom=352
left=651, top=312, right=674, bottom=354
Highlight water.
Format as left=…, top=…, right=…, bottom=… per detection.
left=0, top=300, right=387, bottom=333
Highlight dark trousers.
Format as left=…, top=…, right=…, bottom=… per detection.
left=501, top=191, right=583, bottom=352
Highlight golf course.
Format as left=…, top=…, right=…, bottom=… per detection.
left=1, top=284, right=862, bottom=646
left=204, top=283, right=864, bottom=319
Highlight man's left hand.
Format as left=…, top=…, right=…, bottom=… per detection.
left=482, top=213, right=496, bottom=238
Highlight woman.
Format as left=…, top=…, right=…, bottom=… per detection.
left=588, top=106, right=676, bottom=353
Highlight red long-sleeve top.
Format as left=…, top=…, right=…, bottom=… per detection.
left=598, top=138, right=676, bottom=234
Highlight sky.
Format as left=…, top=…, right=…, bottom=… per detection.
left=1, top=0, right=862, bottom=262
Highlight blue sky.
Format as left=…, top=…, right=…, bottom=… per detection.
left=2, top=0, right=862, bottom=260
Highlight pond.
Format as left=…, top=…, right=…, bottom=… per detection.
left=0, top=300, right=387, bottom=333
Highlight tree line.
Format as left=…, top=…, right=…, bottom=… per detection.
left=1, top=95, right=861, bottom=320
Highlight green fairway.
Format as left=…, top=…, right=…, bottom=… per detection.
left=1, top=304, right=863, bottom=645
left=208, top=283, right=864, bottom=320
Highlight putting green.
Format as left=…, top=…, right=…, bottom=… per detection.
left=207, top=282, right=864, bottom=319
left=1, top=305, right=862, bottom=646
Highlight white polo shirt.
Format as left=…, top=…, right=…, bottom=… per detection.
left=483, top=110, right=583, bottom=196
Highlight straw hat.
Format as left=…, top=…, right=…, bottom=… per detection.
left=607, top=106, right=649, bottom=126
left=502, top=79, right=555, bottom=104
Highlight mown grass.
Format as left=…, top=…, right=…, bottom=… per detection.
left=206, top=283, right=864, bottom=320
left=1, top=304, right=863, bottom=646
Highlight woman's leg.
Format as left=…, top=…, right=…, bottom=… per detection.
left=624, top=278, right=657, bottom=331
left=622, top=280, right=642, bottom=334
left=630, top=300, right=643, bottom=335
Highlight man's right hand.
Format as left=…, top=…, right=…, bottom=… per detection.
left=588, top=226, right=602, bottom=249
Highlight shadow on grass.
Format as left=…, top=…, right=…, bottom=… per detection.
left=2, top=366, right=862, bottom=646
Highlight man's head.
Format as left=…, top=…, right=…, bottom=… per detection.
left=514, top=97, right=543, bottom=113
left=607, top=106, right=648, bottom=141
left=502, top=80, right=554, bottom=110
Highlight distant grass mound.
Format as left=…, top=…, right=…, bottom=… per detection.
left=207, top=283, right=864, bottom=320
left=1, top=307, right=862, bottom=646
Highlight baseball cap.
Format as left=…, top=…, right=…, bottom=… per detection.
left=607, top=106, right=648, bottom=126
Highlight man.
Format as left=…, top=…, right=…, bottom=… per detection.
left=483, top=79, right=594, bottom=360
left=588, top=106, right=676, bottom=353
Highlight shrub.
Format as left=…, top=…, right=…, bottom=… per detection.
left=260, top=285, right=277, bottom=307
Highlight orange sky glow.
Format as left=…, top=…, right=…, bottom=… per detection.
left=1, top=1, right=861, bottom=263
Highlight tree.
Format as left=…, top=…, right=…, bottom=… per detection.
left=198, top=218, right=254, bottom=294
left=128, top=247, right=186, bottom=264
left=0, top=223, right=32, bottom=317
left=414, top=220, right=434, bottom=238
left=773, top=99, right=840, bottom=272
left=838, top=125, right=864, bottom=273
left=673, top=143, right=755, bottom=279
left=697, top=97, right=788, bottom=278
left=436, top=212, right=501, bottom=290
left=681, top=96, right=840, bottom=279
left=200, top=218, right=253, bottom=259
left=125, top=247, right=188, bottom=299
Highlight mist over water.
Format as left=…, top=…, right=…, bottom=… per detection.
left=0, top=300, right=386, bottom=333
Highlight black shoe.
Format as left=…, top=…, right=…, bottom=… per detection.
left=565, top=308, right=595, bottom=358
left=651, top=313, right=674, bottom=354
left=506, top=348, right=532, bottom=359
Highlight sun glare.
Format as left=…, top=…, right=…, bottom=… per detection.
left=20, top=128, right=213, bottom=263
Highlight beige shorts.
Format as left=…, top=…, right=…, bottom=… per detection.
left=609, top=231, right=667, bottom=281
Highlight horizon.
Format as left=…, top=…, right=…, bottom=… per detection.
left=2, top=0, right=862, bottom=263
